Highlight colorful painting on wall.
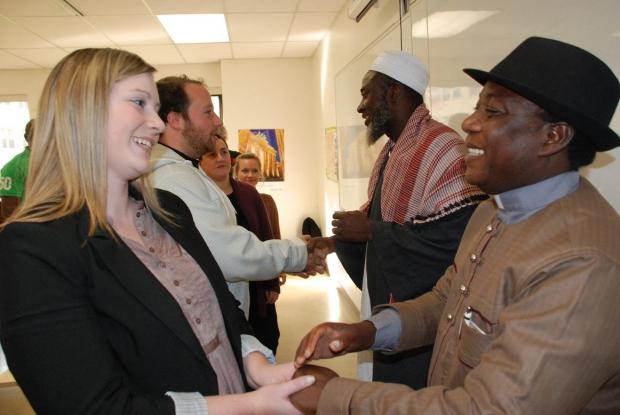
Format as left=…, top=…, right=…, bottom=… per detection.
left=325, top=126, right=339, bottom=182
left=238, top=129, right=285, bottom=181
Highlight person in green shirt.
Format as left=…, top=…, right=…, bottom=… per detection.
left=0, top=118, right=34, bottom=221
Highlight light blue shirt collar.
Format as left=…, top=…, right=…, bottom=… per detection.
left=493, top=171, right=580, bottom=224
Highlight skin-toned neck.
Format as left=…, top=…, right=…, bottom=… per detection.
left=105, top=178, right=136, bottom=237
left=212, top=174, right=233, bottom=195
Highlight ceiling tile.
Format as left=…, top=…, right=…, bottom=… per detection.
left=11, top=16, right=114, bottom=47
left=145, top=0, right=224, bottom=15
left=67, top=0, right=150, bottom=16
left=6, top=47, right=69, bottom=68
left=282, top=40, right=319, bottom=57
left=224, top=0, right=297, bottom=13
left=177, top=43, right=232, bottom=63
left=121, top=44, right=185, bottom=65
left=227, top=13, right=292, bottom=42
left=231, top=42, right=283, bottom=59
left=0, top=0, right=74, bottom=17
left=288, top=12, right=336, bottom=42
left=85, top=15, right=170, bottom=45
left=0, top=17, right=55, bottom=48
left=0, top=50, right=40, bottom=68
left=297, top=0, right=347, bottom=13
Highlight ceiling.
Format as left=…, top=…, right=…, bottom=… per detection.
left=0, top=0, right=348, bottom=70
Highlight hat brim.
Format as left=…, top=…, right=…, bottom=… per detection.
left=463, top=68, right=619, bottom=151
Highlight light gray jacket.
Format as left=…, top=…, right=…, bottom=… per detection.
left=149, top=143, right=306, bottom=316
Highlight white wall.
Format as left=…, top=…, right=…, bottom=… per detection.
left=221, top=58, right=322, bottom=239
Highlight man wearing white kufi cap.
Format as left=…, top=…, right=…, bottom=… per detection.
left=308, top=50, right=486, bottom=388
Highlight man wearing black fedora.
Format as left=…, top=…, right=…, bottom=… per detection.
left=290, top=37, right=620, bottom=414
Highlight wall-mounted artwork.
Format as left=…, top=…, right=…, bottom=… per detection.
left=238, top=129, right=285, bottom=181
left=339, top=125, right=386, bottom=179
left=325, top=126, right=339, bottom=182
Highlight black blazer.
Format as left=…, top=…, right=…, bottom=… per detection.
left=0, top=190, right=252, bottom=414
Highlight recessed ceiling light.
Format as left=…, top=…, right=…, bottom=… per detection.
left=412, top=11, right=498, bottom=39
left=157, top=14, right=229, bottom=44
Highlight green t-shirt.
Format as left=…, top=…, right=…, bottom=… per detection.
left=0, top=148, right=30, bottom=198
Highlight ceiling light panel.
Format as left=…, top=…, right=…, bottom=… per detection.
left=157, top=14, right=229, bottom=43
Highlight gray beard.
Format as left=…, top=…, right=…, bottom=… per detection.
left=366, top=102, right=391, bottom=145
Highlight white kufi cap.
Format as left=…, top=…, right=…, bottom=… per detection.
left=369, top=51, right=429, bottom=96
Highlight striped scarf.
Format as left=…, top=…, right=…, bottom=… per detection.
left=361, top=104, right=486, bottom=224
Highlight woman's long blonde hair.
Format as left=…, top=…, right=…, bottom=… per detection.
left=1, top=48, right=168, bottom=236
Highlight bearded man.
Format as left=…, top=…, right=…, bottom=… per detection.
left=149, top=76, right=324, bottom=320
left=312, top=51, right=486, bottom=388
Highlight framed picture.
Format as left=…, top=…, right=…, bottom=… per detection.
left=238, top=129, right=285, bottom=181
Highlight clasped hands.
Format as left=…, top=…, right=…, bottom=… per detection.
left=298, top=210, right=371, bottom=278
left=287, top=321, right=377, bottom=414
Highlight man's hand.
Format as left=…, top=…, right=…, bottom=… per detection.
left=290, top=365, right=339, bottom=415
left=265, top=290, right=280, bottom=304
left=296, top=237, right=333, bottom=277
left=307, top=236, right=335, bottom=256
left=294, top=321, right=377, bottom=368
left=332, top=211, right=372, bottom=242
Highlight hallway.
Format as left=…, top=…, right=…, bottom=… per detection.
left=276, top=274, right=358, bottom=379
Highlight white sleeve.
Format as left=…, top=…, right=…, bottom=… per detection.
left=152, top=163, right=307, bottom=281
left=241, top=334, right=276, bottom=364
left=165, top=392, right=208, bottom=415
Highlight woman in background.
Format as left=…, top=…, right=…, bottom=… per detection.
left=0, top=47, right=312, bottom=415
left=235, top=153, right=282, bottom=242
left=235, top=153, right=287, bottom=286
left=201, top=141, right=282, bottom=355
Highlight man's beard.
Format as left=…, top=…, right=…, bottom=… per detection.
left=366, top=99, right=391, bottom=145
left=182, top=122, right=213, bottom=157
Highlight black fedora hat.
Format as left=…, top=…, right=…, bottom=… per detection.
left=464, top=37, right=619, bottom=151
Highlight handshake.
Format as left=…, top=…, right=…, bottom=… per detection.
left=301, top=209, right=371, bottom=276
left=287, top=320, right=377, bottom=413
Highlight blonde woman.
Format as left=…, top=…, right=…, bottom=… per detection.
left=0, top=48, right=313, bottom=415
